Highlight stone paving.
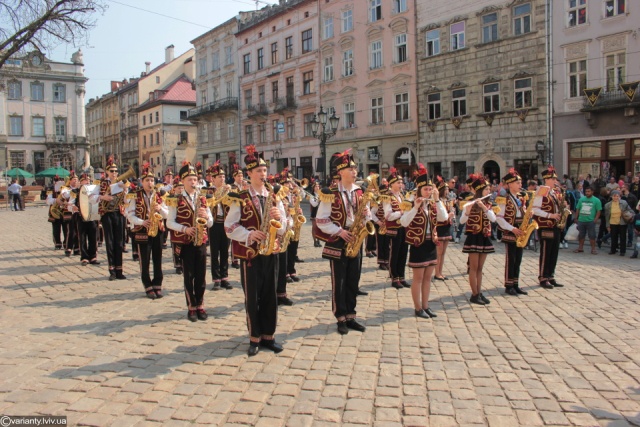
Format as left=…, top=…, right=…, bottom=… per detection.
left=0, top=206, right=639, bottom=427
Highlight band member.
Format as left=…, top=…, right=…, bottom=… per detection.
left=496, top=169, right=528, bottom=296
left=533, top=166, right=564, bottom=289
left=195, top=162, right=207, bottom=188
left=207, top=161, right=232, bottom=291
left=229, top=164, right=245, bottom=269
left=127, top=163, right=168, bottom=299
left=69, top=173, right=100, bottom=266
left=309, top=179, right=322, bottom=248
left=225, top=145, right=287, bottom=356
left=316, top=149, right=369, bottom=335
left=455, top=177, right=475, bottom=243
left=277, top=169, right=295, bottom=306
left=46, top=175, right=65, bottom=250
left=283, top=169, right=303, bottom=282
left=373, top=184, right=390, bottom=271
left=399, top=166, right=448, bottom=318
left=383, top=168, right=409, bottom=289
left=160, top=168, right=174, bottom=249
left=62, top=171, right=81, bottom=257
left=461, top=175, right=496, bottom=305
left=434, top=176, right=455, bottom=281
left=170, top=177, right=184, bottom=275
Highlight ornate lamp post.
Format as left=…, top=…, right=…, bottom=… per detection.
left=311, top=106, right=339, bottom=183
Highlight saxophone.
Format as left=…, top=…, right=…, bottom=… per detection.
left=50, top=191, right=65, bottom=220
left=148, top=191, right=163, bottom=237
left=555, top=187, right=571, bottom=230
left=193, top=193, right=208, bottom=246
left=212, top=184, right=231, bottom=209
left=344, top=174, right=378, bottom=258
left=291, top=187, right=307, bottom=242
left=515, top=187, right=546, bottom=248
left=258, top=182, right=283, bottom=256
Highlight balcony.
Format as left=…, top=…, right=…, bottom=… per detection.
left=45, top=135, right=88, bottom=147
left=273, top=97, right=297, bottom=113
left=247, top=103, right=270, bottom=118
left=581, top=89, right=640, bottom=112
left=188, top=97, right=239, bottom=120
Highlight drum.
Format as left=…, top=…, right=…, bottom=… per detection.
left=79, top=184, right=100, bottom=221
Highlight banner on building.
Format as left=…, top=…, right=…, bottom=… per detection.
left=451, top=118, right=462, bottom=129
left=619, top=81, right=639, bottom=102
left=427, top=121, right=437, bottom=132
left=516, top=109, right=528, bottom=122
left=583, top=87, right=602, bottom=107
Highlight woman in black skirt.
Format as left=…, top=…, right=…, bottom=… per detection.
left=400, top=166, right=448, bottom=319
left=434, top=176, right=456, bottom=281
left=460, top=175, right=496, bottom=305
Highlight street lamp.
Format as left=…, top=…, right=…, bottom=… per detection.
left=311, top=106, right=339, bottom=183
left=536, top=140, right=546, bottom=163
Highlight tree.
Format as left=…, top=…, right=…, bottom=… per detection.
left=0, top=0, right=106, bottom=68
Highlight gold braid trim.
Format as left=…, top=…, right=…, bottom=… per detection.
left=377, top=194, right=391, bottom=203
left=126, top=193, right=136, bottom=200
left=224, top=193, right=246, bottom=206
left=495, top=196, right=506, bottom=205
left=400, top=201, right=414, bottom=212
left=318, top=192, right=335, bottom=204
left=164, top=196, right=178, bottom=207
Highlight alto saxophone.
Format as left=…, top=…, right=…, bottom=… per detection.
left=292, top=187, right=307, bottom=242
left=556, top=187, right=571, bottom=230
left=193, top=193, right=208, bottom=246
left=148, top=190, right=163, bottom=237
left=344, top=174, right=379, bottom=258
left=515, top=187, right=547, bottom=248
left=258, top=182, right=283, bottom=256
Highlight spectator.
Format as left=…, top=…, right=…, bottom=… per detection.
left=573, top=185, right=602, bottom=255
left=597, top=188, right=611, bottom=247
left=631, top=201, right=640, bottom=259
left=8, top=179, right=23, bottom=211
left=562, top=174, right=574, bottom=190
left=604, top=190, right=633, bottom=256
left=630, top=175, right=640, bottom=200
left=606, top=176, right=618, bottom=191
left=622, top=184, right=638, bottom=248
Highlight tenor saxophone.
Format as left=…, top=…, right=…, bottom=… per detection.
left=515, top=187, right=547, bottom=248
left=344, top=174, right=378, bottom=258
left=193, top=194, right=208, bottom=246
left=258, top=182, right=283, bottom=256
left=292, top=187, right=307, bottom=242
left=556, top=187, right=571, bottom=230
left=148, top=191, right=163, bottom=237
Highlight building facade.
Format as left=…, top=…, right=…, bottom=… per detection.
left=552, top=0, right=640, bottom=179
left=117, top=79, right=140, bottom=173
left=0, top=50, right=88, bottom=174
left=416, top=0, right=549, bottom=182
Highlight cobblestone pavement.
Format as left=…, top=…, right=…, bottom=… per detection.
left=0, top=207, right=639, bottom=427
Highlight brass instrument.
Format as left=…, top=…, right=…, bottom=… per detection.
left=258, top=182, right=283, bottom=256
left=345, top=174, right=378, bottom=258
left=193, top=193, right=208, bottom=246
left=49, top=188, right=67, bottom=220
left=148, top=191, right=163, bottom=237
left=515, top=186, right=547, bottom=248
left=211, top=184, right=231, bottom=209
left=556, top=186, right=571, bottom=230
left=291, top=186, right=307, bottom=242
left=106, top=166, right=136, bottom=212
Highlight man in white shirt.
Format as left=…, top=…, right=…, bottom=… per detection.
left=8, top=179, right=22, bottom=211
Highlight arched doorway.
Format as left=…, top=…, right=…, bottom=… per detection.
left=393, top=147, right=416, bottom=178
left=483, top=160, right=500, bottom=184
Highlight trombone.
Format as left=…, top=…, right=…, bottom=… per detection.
left=291, top=177, right=317, bottom=200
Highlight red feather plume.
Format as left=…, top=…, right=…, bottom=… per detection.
left=181, top=160, right=190, bottom=167
left=417, top=163, right=427, bottom=176
left=339, top=148, right=351, bottom=157
left=142, top=161, right=150, bottom=169
left=509, top=167, right=517, bottom=175
left=246, top=145, right=257, bottom=155
left=389, top=167, right=397, bottom=175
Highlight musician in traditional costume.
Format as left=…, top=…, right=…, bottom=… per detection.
left=434, top=176, right=456, bottom=281
left=495, top=169, right=528, bottom=296
left=70, top=173, right=99, bottom=266
left=62, top=171, right=81, bottom=257
left=229, top=164, right=245, bottom=269
left=195, top=162, right=207, bottom=188
left=167, top=161, right=214, bottom=321
left=276, top=169, right=295, bottom=306
left=207, top=161, right=232, bottom=291
left=533, top=166, right=564, bottom=289
left=399, top=166, right=448, bottom=318
left=460, top=175, right=497, bottom=305
left=160, top=168, right=174, bottom=249
left=126, top=163, right=168, bottom=299
left=383, top=167, right=410, bottom=289
left=170, top=177, right=184, bottom=275
left=281, top=168, right=304, bottom=282
left=46, top=175, right=65, bottom=250
left=316, top=150, right=370, bottom=335
left=455, top=177, right=475, bottom=243
left=309, top=179, right=322, bottom=248
left=224, top=145, right=287, bottom=356
left=373, top=184, right=390, bottom=271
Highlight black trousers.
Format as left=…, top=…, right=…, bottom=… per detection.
left=366, top=228, right=377, bottom=252
left=376, top=229, right=389, bottom=266
left=240, top=255, right=278, bottom=342
left=11, top=194, right=22, bottom=210
left=102, top=212, right=124, bottom=271
left=610, top=224, right=627, bottom=254
left=276, top=252, right=288, bottom=297
left=97, top=222, right=104, bottom=245
left=180, top=243, right=207, bottom=308
left=137, top=234, right=164, bottom=292
left=51, top=219, right=63, bottom=248
left=64, top=215, right=79, bottom=253
left=78, top=220, right=98, bottom=262
left=329, top=250, right=362, bottom=321
left=172, top=242, right=182, bottom=269
left=388, top=228, right=408, bottom=281
left=286, top=240, right=298, bottom=275
left=208, top=222, right=229, bottom=281
left=538, top=228, right=560, bottom=282
left=504, top=240, right=523, bottom=287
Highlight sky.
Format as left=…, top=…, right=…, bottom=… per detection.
left=50, top=0, right=276, bottom=102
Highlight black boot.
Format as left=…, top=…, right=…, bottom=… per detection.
left=631, top=251, right=638, bottom=259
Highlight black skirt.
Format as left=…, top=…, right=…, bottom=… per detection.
left=408, top=239, right=438, bottom=268
left=436, top=224, right=452, bottom=241
left=462, top=233, right=495, bottom=254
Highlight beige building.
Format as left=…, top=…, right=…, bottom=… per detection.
left=416, top=0, right=549, bottom=181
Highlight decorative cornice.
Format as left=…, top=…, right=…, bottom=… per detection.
left=476, top=5, right=502, bottom=16
left=445, top=15, right=467, bottom=25
left=447, top=81, right=467, bottom=90
left=479, top=76, right=501, bottom=84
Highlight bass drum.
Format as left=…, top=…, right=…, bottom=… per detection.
left=79, top=184, right=100, bottom=221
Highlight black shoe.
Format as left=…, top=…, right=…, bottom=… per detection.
left=132, top=255, right=139, bottom=261
left=277, top=296, right=294, bottom=306
left=337, top=321, right=349, bottom=335
left=505, top=286, right=519, bottom=296
left=73, top=251, right=80, bottom=256
left=146, top=290, right=156, bottom=300
left=109, top=273, right=117, bottom=281
left=286, top=276, right=293, bottom=283
left=221, top=280, right=232, bottom=289
left=98, top=243, right=102, bottom=247
left=479, top=293, right=490, bottom=304
left=597, top=240, right=602, bottom=248
left=631, top=252, right=638, bottom=259
left=433, top=276, right=447, bottom=281
left=366, top=252, right=374, bottom=258
left=290, top=275, right=300, bottom=283
left=176, top=268, right=183, bottom=275
left=90, top=260, right=100, bottom=265
left=122, top=248, right=128, bottom=253
left=514, top=286, right=528, bottom=295
left=231, top=261, right=240, bottom=269
left=162, top=244, right=168, bottom=249
left=259, top=340, right=284, bottom=353
left=401, top=280, right=411, bottom=288
left=295, top=257, right=304, bottom=263
left=371, top=251, right=377, bottom=257
left=609, top=251, right=617, bottom=255
left=392, top=281, right=403, bottom=290
left=470, top=294, right=486, bottom=305
left=65, top=251, right=71, bottom=257
left=248, top=343, right=260, bottom=356
left=116, top=274, right=126, bottom=280
left=196, top=309, right=208, bottom=321
left=155, top=290, right=163, bottom=298
left=187, top=309, right=197, bottom=322
left=212, top=281, right=221, bottom=291
left=424, top=307, right=437, bottom=318
left=314, top=241, right=321, bottom=247
left=346, top=319, right=366, bottom=332
left=540, top=281, right=554, bottom=289
left=378, top=264, right=388, bottom=271
left=620, top=252, right=626, bottom=256
left=356, top=289, right=368, bottom=296
left=550, top=280, right=564, bottom=288
left=415, top=309, right=430, bottom=319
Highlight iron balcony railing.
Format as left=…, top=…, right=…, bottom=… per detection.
left=188, top=97, right=239, bottom=119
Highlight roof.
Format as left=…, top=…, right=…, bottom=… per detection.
left=134, top=75, right=196, bottom=112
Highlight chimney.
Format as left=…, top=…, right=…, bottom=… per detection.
left=145, top=61, right=151, bottom=73
left=165, top=44, right=174, bottom=64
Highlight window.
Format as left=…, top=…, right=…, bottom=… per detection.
left=324, top=57, right=334, bottom=82
left=201, top=89, right=207, bottom=104
left=32, top=117, right=45, bottom=136
left=259, top=123, right=266, bottom=143
left=9, top=151, right=25, bottom=169
left=482, top=13, right=498, bottom=43
left=271, top=42, right=278, bottom=64
left=302, top=29, right=313, bottom=53
left=514, top=78, right=533, bottom=108
left=450, top=22, right=465, bottom=50
left=156, top=76, right=160, bottom=84
left=31, top=82, right=44, bottom=101
left=393, top=0, right=407, bottom=13
left=9, top=116, right=23, bottom=135
left=568, top=0, right=587, bottom=27
left=143, top=135, right=147, bottom=148
left=225, top=46, right=233, bottom=65
left=272, top=81, right=279, bottom=102
left=483, top=83, right=500, bottom=113
left=180, top=110, right=188, bottom=121
left=605, top=52, right=625, bottom=91
left=285, top=36, right=293, bottom=59
left=370, top=0, right=382, bottom=22
left=273, top=120, right=280, bottom=141
left=150, top=133, right=154, bottom=145
left=257, top=48, right=264, bottom=70
left=142, top=115, right=146, bottom=126
left=370, top=41, right=382, bottom=69
left=55, top=117, right=67, bottom=136
left=371, top=97, right=384, bottom=124
left=212, top=52, right=220, bottom=70
left=452, top=89, right=466, bottom=117
left=227, top=118, right=235, bottom=139
left=149, top=113, right=152, bottom=124
left=324, top=16, right=334, bottom=39
left=155, top=111, right=159, bottom=123
left=427, top=93, right=441, bottom=120
left=286, top=76, right=294, bottom=100
left=514, top=3, right=532, bottom=35
left=245, top=125, right=253, bottom=145
left=156, top=132, right=160, bottom=145
left=53, top=84, right=66, bottom=102
left=213, top=121, right=221, bottom=141
left=304, top=113, right=314, bottom=136
left=180, top=131, right=188, bottom=143
left=286, top=116, right=295, bottom=138
left=199, top=57, right=207, bottom=76
left=342, top=9, right=353, bottom=32
left=258, top=85, right=265, bottom=105
left=344, top=102, right=355, bottom=128
left=569, top=59, right=587, bottom=98
left=245, top=89, right=253, bottom=109
left=395, top=93, right=409, bottom=121
left=605, top=0, right=625, bottom=17
left=8, top=81, right=21, bottom=99
left=394, top=34, right=407, bottom=63
left=226, top=82, right=233, bottom=97
left=243, top=53, right=251, bottom=74
left=303, top=71, right=314, bottom=95
left=426, top=30, right=440, bottom=57
left=343, top=49, right=354, bottom=76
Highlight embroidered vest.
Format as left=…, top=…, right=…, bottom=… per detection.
left=465, top=202, right=492, bottom=237
left=316, top=186, right=363, bottom=260
left=533, top=193, right=558, bottom=229
left=405, top=202, right=439, bottom=246
left=170, top=193, right=208, bottom=245
left=385, top=194, right=403, bottom=234
left=230, top=190, right=264, bottom=260
left=436, top=200, right=454, bottom=227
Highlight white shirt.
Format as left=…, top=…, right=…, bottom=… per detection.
left=399, top=200, right=448, bottom=231
left=316, top=182, right=371, bottom=236
left=166, top=189, right=214, bottom=233
left=495, top=193, right=521, bottom=231
left=383, top=191, right=403, bottom=222
left=460, top=203, right=497, bottom=224
left=126, top=190, right=169, bottom=227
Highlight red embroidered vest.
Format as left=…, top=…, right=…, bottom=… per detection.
left=533, top=193, right=558, bottom=229
left=465, top=202, right=492, bottom=237
left=405, top=202, right=439, bottom=246
left=170, top=194, right=208, bottom=245
left=385, top=194, right=403, bottom=234
left=230, top=190, right=266, bottom=260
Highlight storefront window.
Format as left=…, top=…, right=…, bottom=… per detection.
left=569, top=141, right=600, bottom=159
left=569, top=162, right=600, bottom=180
left=632, top=139, right=640, bottom=156
left=608, top=140, right=626, bottom=158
